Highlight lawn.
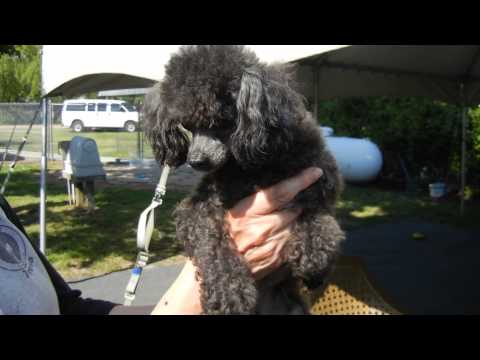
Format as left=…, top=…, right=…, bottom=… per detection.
left=0, top=125, right=154, bottom=159
left=4, top=161, right=185, bottom=280
left=2, top=161, right=479, bottom=281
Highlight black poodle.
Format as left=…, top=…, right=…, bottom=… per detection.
left=143, top=45, right=345, bottom=314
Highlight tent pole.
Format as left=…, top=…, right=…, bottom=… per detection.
left=460, top=105, right=467, bottom=216
left=459, top=82, right=467, bottom=216
left=313, top=66, right=319, bottom=122
left=40, top=97, right=48, bottom=254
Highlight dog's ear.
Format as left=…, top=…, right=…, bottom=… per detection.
left=143, top=85, right=190, bottom=167
left=231, top=66, right=302, bottom=168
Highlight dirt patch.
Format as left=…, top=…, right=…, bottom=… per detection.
left=43, top=159, right=203, bottom=193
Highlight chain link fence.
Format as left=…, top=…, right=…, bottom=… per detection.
left=0, top=102, right=152, bottom=162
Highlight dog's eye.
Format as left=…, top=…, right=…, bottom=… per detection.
left=226, top=90, right=237, bottom=99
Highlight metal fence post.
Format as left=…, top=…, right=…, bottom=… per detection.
left=39, top=98, right=49, bottom=254
left=137, top=125, right=141, bottom=160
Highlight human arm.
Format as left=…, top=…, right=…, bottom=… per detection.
left=151, top=167, right=323, bottom=315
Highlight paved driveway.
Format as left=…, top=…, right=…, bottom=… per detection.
left=343, top=221, right=480, bottom=315
left=70, top=261, right=184, bottom=307
left=70, top=221, right=480, bottom=314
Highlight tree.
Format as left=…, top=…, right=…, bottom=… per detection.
left=468, top=107, right=480, bottom=185
left=14, top=45, right=41, bottom=101
left=0, top=45, right=41, bottom=102
left=0, top=45, right=17, bottom=55
left=0, top=54, right=21, bottom=101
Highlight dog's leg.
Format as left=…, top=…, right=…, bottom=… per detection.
left=287, top=213, right=345, bottom=291
left=256, top=274, right=311, bottom=314
left=197, top=234, right=258, bottom=315
left=175, top=198, right=258, bottom=315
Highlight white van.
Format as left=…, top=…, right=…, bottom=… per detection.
left=61, top=99, right=139, bottom=133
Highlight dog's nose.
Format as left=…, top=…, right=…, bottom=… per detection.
left=188, top=158, right=210, bottom=171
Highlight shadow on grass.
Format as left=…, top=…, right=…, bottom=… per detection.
left=338, top=183, right=480, bottom=231
left=44, top=188, right=186, bottom=267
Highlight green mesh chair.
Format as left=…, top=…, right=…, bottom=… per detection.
left=301, top=256, right=403, bottom=315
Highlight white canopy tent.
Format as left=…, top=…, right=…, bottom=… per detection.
left=296, top=45, right=480, bottom=105
left=41, top=45, right=347, bottom=97
left=292, top=45, right=480, bottom=217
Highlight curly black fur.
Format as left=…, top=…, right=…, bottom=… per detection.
left=144, top=45, right=345, bottom=314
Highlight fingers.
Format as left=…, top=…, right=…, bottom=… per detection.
left=245, top=228, right=291, bottom=280
left=244, top=229, right=287, bottom=262
left=263, top=167, right=323, bottom=213
left=229, top=208, right=302, bottom=254
left=229, top=167, right=323, bottom=218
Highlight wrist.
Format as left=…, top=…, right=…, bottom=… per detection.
left=151, top=260, right=202, bottom=315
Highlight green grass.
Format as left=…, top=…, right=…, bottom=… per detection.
left=0, top=125, right=154, bottom=159
left=337, top=184, right=480, bottom=231
left=3, top=162, right=479, bottom=280
left=4, top=161, right=186, bottom=280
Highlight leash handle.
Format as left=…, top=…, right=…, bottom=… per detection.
left=124, top=165, right=171, bottom=306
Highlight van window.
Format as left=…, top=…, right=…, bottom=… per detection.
left=123, top=104, right=137, bottom=112
left=66, top=103, right=86, bottom=111
left=97, top=103, right=107, bottom=112
left=87, top=103, right=96, bottom=112
left=111, top=104, right=125, bottom=112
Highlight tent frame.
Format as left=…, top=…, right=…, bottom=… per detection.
left=309, top=58, right=475, bottom=216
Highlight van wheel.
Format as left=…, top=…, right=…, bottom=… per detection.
left=72, top=120, right=84, bottom=133
left=125, top=121, right=136, bottom=133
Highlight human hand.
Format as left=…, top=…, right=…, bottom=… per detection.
left=225, top=167, right=323, bottom=280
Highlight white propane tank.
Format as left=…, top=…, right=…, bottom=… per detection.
left=320, top=127, right=383, bottom=183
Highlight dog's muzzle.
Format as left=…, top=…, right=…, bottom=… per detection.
left=187, top=156, right=212, bottom=171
